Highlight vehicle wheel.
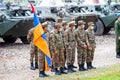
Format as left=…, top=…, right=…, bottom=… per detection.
left=20, top=36, right=29, bottom=44
left=2, top=36, right=17, bottom=43
left=103, top=27, right=111, bottom=34
left=95, top=19, right=104, bottom=36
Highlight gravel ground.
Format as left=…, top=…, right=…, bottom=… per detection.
left=0, top=31, right=120, bottom=80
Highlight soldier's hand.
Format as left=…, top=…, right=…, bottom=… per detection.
left=62, top=48, right=64, bottom=51
left=83, top=45, right=87, bottom=49
left=55, top=51, right=58, bottom=54
left=50, top=58, right=53, bottom=62
left=94, top=45, right=96, bottom=48
left=89, top=47, right=92, bottom=50
left=118, top=37, right=120, bottom=40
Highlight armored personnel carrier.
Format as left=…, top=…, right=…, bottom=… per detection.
left=80, top=0, right=117, bottom=35
left=35, top=0, right=99, bottom=32
left=62, top=0, right=118, bottom=35
left=0, top=1, right=36, bottom=43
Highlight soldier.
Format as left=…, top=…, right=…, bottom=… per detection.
left=114, top=13, right=120, bottom=58
left=74, top=20, right=88, bottom=71
left=86, top=22, right=96, bottom=69
left=50, top=23, right=67, bottom=75
left=61, top=21, right=68, bottom=70
left=57, top=18, right=63, bottom=25
left=64, top=21, right=77, bottom=73
left=39, top=22, right=49, bottom=77
left=27, top=28, right=38, bottom=70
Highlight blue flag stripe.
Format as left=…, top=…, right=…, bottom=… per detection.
left=41, top=34, right=47, bottom=41
left=34, top=14, right=41, bottom=27
left=45, top=55, right=51, bottom=66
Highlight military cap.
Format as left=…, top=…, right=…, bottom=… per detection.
left=54, top=23, right=61, bottom=28
left=117, top=13, right=120, bottom=17
left=57, top=18, right=63, bottom=23
left=62, top=21, right=67, bottom=26
left=70, top=18, right=75, bottom=21
left=88, top=22, right=94, bottom=26
left=42, top=21, right=49, bottom=28
left=69, top=21, right=75, bottom=27
left=78, top=20, right=86, bottom=26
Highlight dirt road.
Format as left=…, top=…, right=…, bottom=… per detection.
left=0, top=31, right=120, bottom=80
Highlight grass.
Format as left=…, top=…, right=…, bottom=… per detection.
left=35, top=64, right=120, bottom=80
left=84, top=72, right=120, bottom=80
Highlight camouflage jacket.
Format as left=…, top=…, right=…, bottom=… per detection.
left=50, top=30, right=64, bottom=50
left=75, top=28, right=89, bottom=47
left=44, top=31, right=50, bottom=45
left=64, top=29, right=76, bottom=48
left=60, top=28, right=66, bottom=48
left=27, top=28, right=34, bottom=43
left=86, top=29, right=96, bottom=48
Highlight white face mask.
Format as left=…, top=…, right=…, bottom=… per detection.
left=91, top=26, right=94, bottom=30
left=73, top=26, right=75, bottom=30
left=82, top=25, right=85, bottom=29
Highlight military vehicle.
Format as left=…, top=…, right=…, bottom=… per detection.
left=80, top=0, right=118, bottom=35
left=35, top=0, right=119, bottom=35
left=35, top=0, right=99, bottom=32
left=62, top=0, right=118, bottom=35
left=0, top=1, right=35, bottom=43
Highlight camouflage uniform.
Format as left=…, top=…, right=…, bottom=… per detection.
left=86, top=29, right=96, bottom=63
left=38, top=31, right=50, bottom=72
left=27, top=28, right=38, bottom=70
left=60, top=21, right=68, bottom=68
left=64, top=21, right=76, bottom=72
left=50, top=23, right=67, bottom=75
left=50, top=30, right=64, bottom=68
left=38, top=22, right=50, bottom=77
left=75, top=28, right=88, bottom=65
left=86, top=22, right=96, bottom=69
left=74, top=20, right=88, bottom=71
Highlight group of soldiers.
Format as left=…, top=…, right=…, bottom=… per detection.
left=27, top=18, right=96, bottom=77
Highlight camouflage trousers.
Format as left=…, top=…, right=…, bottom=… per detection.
left=38, top=50, right=45, bottom=71
left=77, top=47, right=87, bottom=65
left=66, top=48, right=75, bottom=66
left=52, top=48, right=65, bottom=68
left=30, top=42, right=38, bottom=63
left=64, top=49, right=67, bottom=66
left=86, top=49, right=95, bottom=63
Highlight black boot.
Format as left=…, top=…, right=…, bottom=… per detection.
left=67, top=65, right=73, bottom=73
left=39, top=71, right=45, bottom=77
left=51, top=65, right=55, bottom=72
left=64, top=66, right=68, bottom=70
left=55, top=68, right=61, bottom=75
left=71, top=64, right=77, bottom=68
left=30, top=63, right=35, bottom=70
left=116, top=52, right=120, bottom=58
left=70, top=65, right=76, bottom=72
left=35, top=62, right=38, bottom=69
left=82, top=64, right=87, bottom=70
left=60, top=67, right=68, bottom=74
left=79, top=64, right=84, bottom=71
left=87, top=62, right=91, bottom=70
left=43, top=71, right=49, bottom=77
left=90, top=62, right=96, bottom=69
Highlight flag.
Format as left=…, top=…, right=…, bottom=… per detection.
left=30, top=3, right=51, bottom=71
